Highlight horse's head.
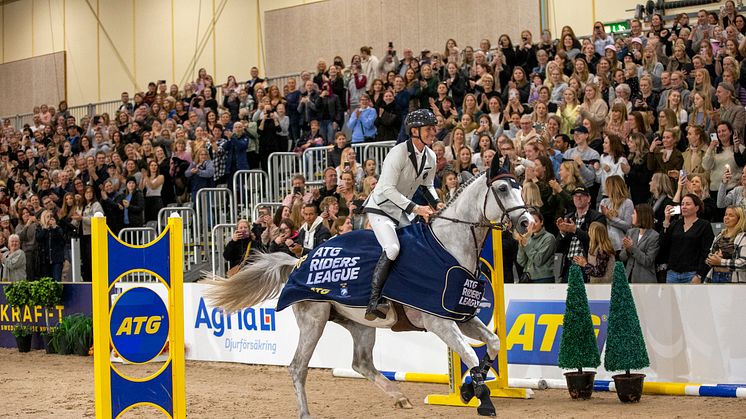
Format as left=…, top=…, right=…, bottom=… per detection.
left=485, top=157, right=532, bottom=235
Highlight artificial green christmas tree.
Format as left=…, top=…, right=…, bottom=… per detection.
left=604, top=261, right=649, bottom=402
left=558, top=264, right=600, bottom=399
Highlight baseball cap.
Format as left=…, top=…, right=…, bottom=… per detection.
left=604, top=45, right=617, bottom=52
left=571, top=126, right=589, bottom=134
left=572, top=186, right=590, bottom=196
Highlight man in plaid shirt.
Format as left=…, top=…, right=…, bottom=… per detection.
left=556, top=187, right=606, bottom=283
left=208, top=124, right=228, bottom=185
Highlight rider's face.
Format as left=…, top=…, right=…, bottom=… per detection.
left=419, top=126, right=437, bottom=144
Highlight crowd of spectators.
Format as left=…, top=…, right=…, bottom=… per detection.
left=3, top=2, right=746, bottom=284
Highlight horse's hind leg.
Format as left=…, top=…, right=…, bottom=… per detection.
left=335, top=319, right=413, bottom=409
left=290, top=302, right=331, bottom=419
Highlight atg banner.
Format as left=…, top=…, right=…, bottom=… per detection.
left=0, top=283, right=92, bottom=349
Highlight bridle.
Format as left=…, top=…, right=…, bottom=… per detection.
left=430, top=173, right=529, bottom=278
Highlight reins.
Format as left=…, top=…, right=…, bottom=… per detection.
left=429, top=174, right=528, bottom=279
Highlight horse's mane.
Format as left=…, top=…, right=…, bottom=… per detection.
left=433, top=171, right=486, bottom=217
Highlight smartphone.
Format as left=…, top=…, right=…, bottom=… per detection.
left=293, top=186, right=302, bottom=195
left=670, top=206, right=681, bottom=215
left=710, top=133, right=719, bottom=143
left=679, top=169, right=687, bottom=178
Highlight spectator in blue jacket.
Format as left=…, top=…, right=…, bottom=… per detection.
left=346, top=94, right=377, bottom=144
left=222, top=121, right=249, bottom=190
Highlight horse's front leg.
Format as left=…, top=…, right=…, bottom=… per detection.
left=422, top=315, right=495, bottom=417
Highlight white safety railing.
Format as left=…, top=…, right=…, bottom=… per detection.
left=302, top=146, right=331, bottom=186
left=267, top=152, right=302, bottom=201
left=195, top=187, right=234, bottom=261
left=359, top=141, right=395, bottom=169
left=232, top=170, right=269, bottom=221
left=117, top=227, right=159, bottom=283
left=210, top=223, right=236, bottom=278
left=157, top=206, right=200, bottom=269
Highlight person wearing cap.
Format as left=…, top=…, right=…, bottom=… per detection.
left=362, top=109, right=443, bottom=320
left=715, top=82, right=746, bottom=141
left=564, top=125, right=601, bottom=199
left=555, top=186, right=606, bottom=282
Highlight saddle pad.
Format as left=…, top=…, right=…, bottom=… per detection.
left=276, top=223, right=485, bottom=322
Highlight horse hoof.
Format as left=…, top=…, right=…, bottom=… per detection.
left=395, top=397, right=413, bottom=409
left=460, top=385, right=475, bottom=404
left=477, top=406, right=496, bottom=417
left=477, top=396, right=496, bottom=417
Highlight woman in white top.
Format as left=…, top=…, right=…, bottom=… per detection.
left=142, top=160, right=165, bottom=222
left=1, top=234, right=25, bottom=282
left=81, top=186, right=103, bottom=281
left=595, top=133, right=630, bottom=197
left=599, top=175, right=634, bottom=252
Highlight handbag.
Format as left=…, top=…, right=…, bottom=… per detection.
left=227, top=241, right=251, bottom=277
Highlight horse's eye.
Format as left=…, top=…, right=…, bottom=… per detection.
left=498, top=184, right=508, bottom=193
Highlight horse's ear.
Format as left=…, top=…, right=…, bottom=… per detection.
left=487, top=153, right=501, bottom=180
left=500, top=154, right=511, bottom=175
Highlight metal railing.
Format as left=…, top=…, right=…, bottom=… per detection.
left=195, top=187, right=234, bottom=261
left=210, top=223, right=236, bottom=278
left=157, top=206, right=200, bottom=269
left=302, top=146, right=331, bottom=186
left=357, top=141, right=395, bottom=168
left=117, top=227, right=159, bottom=282
left=232, top=170, right=269, bottom=222
left=267, top=152, right=302, bottom=201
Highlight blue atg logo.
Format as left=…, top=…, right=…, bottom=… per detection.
left=504, top=300, right=609, bottom=366
left=110, top=287, right=170, bottom=363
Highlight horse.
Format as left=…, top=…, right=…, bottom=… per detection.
left=207, top=168, right=532, bottom=418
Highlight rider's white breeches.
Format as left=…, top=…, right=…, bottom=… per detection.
left=368, top=213, right=400, bottom=260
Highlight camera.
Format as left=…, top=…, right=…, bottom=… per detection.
left=387, top=41, right=396, bottom=57
left=293, top=186, right=303, bottom=195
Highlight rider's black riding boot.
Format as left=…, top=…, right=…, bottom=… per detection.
left=460, top=353, right=495, bottom=404
left=365, top=252, right=393, bottom=321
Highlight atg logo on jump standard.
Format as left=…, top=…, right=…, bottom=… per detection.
left=115, top=315, right=163, bottom=336
left=194, top=297, right=276, bottom=337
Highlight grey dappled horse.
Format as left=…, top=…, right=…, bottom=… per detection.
left=207, top=171, right=531, bottom=418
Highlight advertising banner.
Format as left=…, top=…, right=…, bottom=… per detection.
left=184, top=283, right=746, bottom=384
left=0, top=283, right=92, bottom=349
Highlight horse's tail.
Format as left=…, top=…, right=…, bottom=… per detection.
left=205, top=252, right=297, bottom=314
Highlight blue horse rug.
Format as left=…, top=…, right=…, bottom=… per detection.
left=276, top=222, right=485, bottom=322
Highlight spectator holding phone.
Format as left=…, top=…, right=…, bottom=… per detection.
left=269, top=218, right=299, bottom=257
left=703, top=121, right=742, bottom=216
left=662, top=193, right=715, bottom=283
left=35, top=210, right=65, bottom=281
left=224, top=219, right=259, bottom=269
left=718, top=165, right=746, bottom=209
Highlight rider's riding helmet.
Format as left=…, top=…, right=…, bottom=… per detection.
left=405, top=109, right=437, bottom=138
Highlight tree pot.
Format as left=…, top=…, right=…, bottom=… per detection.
left=564, top=371, right=596, bottom=400
left=613, top=373, right=645, bottom=403
left=16, top=335, right=32, bottom=353
left=42, top=334, right=56, bottom=354
left=74, top=342, right=90, bottom=356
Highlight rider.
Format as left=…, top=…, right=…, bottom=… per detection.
left=362, top=108, right=444, bottom=320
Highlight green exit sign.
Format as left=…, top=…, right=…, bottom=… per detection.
left=605, top=21, right=630, bottom=33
